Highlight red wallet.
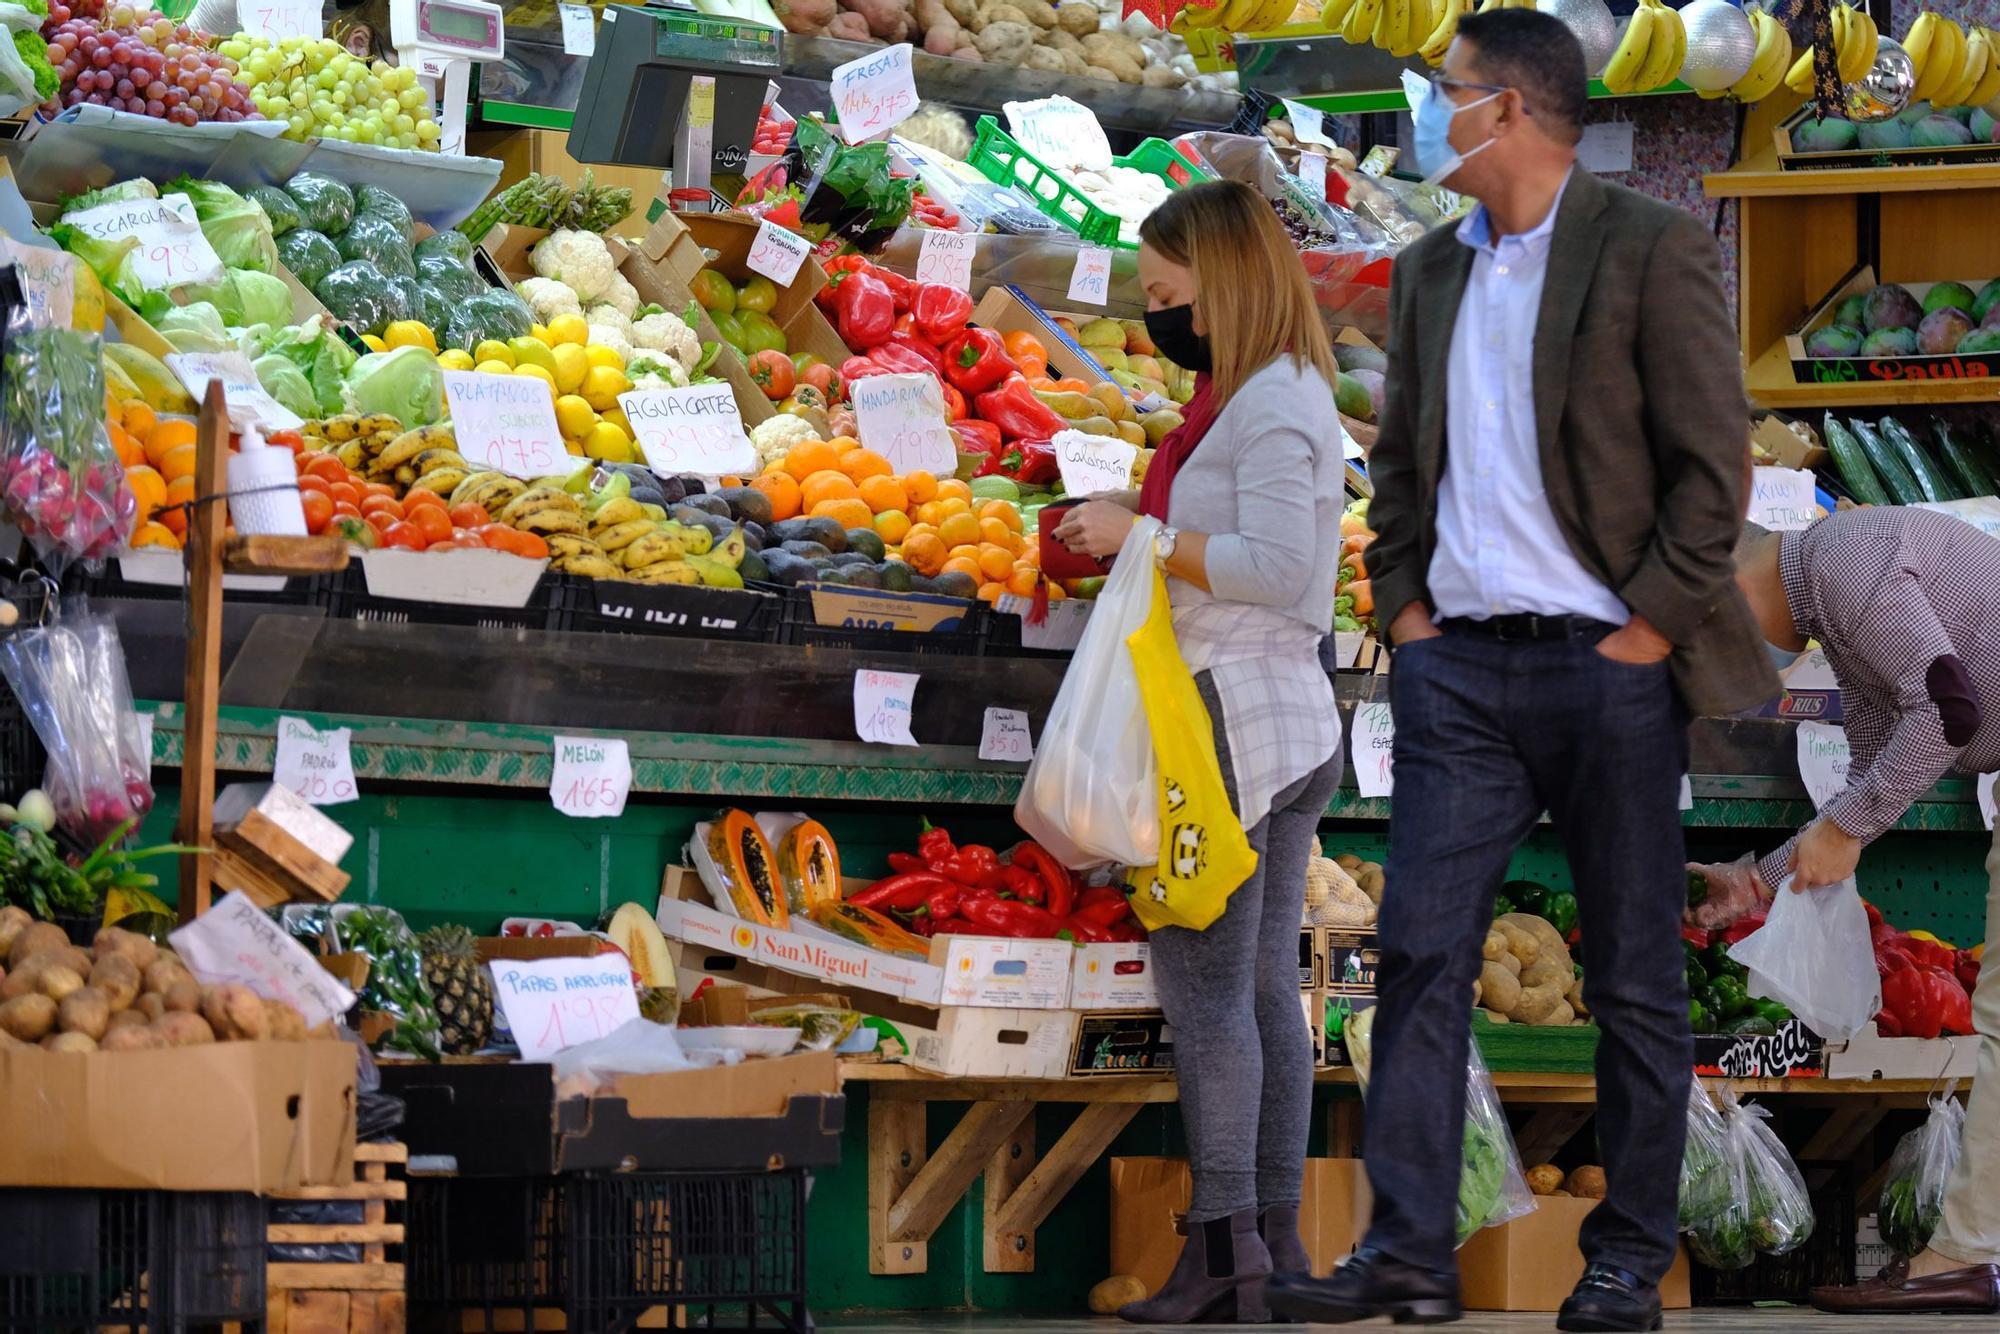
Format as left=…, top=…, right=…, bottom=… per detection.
left=1037, top=500, right=1113, bottom=580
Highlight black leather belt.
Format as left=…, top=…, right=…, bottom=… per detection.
left=1439, top=614, right=1616, bottom=642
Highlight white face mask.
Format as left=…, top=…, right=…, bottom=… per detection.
left=1767, top=641, right=1803, bottom=672
left=1402, top=69, right=1500, bottom=189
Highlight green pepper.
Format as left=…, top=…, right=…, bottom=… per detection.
left=1710, top=974, right=1751, bottom=1019
left=1751, top=999, right=1793, bottom=1027
left=1687, top=868, right=1709, bottom=909
left=1703, top=942, right=1747, bottom=983
left=1686, top=957, right=1710, bottom=995
left=1689, top=998, right=1714, bottom=1033
left=1542, top=890, right=1578, bottom=937
left=1722, top=1014, right=1777, bottom=1037
left=1697, top=983, right=1725, bottom=1020
left=1492, top=894, right=1515, bottom=919
left=1503, top=879, right=1549, bottom=918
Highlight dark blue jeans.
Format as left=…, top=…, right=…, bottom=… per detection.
left=1361, top=628, right=1694, bottom=1282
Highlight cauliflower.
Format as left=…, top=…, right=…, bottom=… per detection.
left=626, top=352, right=688, bottom=389
left=598, top=271, right=640, bottom=320
left=515, top=276, right=582, bottom=324
left=631, top=309, right=700, bottom=371
left=587, top=324, right=634, bottom=365
left=528, top=228, right=614, bottom=303
left=585, top=304, right=633, bottom=338
left=751, top=413, right=817, bottom=468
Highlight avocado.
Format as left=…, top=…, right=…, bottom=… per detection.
left=879, top=560, right=913, bottom=593
left=760, top=550, right=815, bottom=586
left=780, top=540, right=833, bottom=561
left=738, top=550, right=771, bottom=583
left=830, top=552, right=876, bottom=567
left=844, top=564, right=885, bottom=589
left=1334, top=372, right=1375, bottom=422
left=673, top=504, right=716, bottom=529
left=800, top=517, right=848, bottom=553
left=683, top=513, right=735, bottom=546
left=932, top=571, right=978, bottom=600
left=740, top=521, right=766, bottom=552
left=1333, top=344, right=1387, bottom=374
left=814, top=566, right=854, bottom=586
left=716, top=486, right=773, bottom=526
left=674, top=475, right=707, bottom=495
left=768, top=518, right=814, bottom=545
left=844, top=528, right=886, bottom=561
left=684, top=493, right=732, bottom=519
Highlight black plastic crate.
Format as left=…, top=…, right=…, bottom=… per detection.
left=778, top=586, right=987, bottom=657
left=66, top=558, right=325, bottom=607
left=407, top=1175, right=566, bottom=1326
left=321, top=566, right=570, bottom=633
left=566, top=574, right=785, bottom=643
left=1692, top=1159, right=1856, bottom=1305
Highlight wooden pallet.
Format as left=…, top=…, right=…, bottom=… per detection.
left=265, top=1142, right=408, bottom=1334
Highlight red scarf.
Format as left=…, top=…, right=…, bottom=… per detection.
left=1136, top=374, right=1219, bottom=522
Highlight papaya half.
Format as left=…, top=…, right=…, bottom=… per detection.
left=776, top=820, right=842, bottom=916
left=708, top=809, right=788, bottom=928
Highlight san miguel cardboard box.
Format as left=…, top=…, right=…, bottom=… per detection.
left=0, top=1040, right=357, bottom=1191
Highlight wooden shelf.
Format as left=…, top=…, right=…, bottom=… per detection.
left=1745, top=340, right=2000, bottom=409
left=1706, top=155, right=2000, bottom=199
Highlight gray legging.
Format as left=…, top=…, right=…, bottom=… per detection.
left=1148, top=748, right=1343, bottom=1222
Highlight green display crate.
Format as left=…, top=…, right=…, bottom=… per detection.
left=966, top=116, right=1210, bottom=249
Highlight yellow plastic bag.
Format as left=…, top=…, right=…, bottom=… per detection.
left=1123, top=564, right=1257, bottom=932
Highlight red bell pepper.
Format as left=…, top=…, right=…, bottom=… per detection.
left=836, top=271, right=897, bottom=348
left=974, top=375, right=1067, bottom=440
left=999, top=864, right=1045, bottom=904
left=924, top=882, right=963, bottom=920
left=841, top=355, right=890, bottom=385
left=950, top=418, right=1002, bottom=456
left=871, top=264, right=915, bottom=313
left=912, top=283, right=974, bottom=343
left=884, top=330, right=945, bottom=374
left=917, top=822, right=956, bottom=870
left=868, top=341, right=941, bottom=381
left=943, top=328, right=1016, bottom=394
left=851, top=871, right=953, bottom=912
left=1955, top=948, right=1982, bottom=993
left=940, top=843, right=1003, bottom=890
left=819, top=255, right=873, bottom=311
left=1880, top=962, right=1969, bottom=1039
left=979, top=439, right=1060, bottom=486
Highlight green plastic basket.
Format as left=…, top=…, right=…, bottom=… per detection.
left=966, top=116, right=1211, bottom=250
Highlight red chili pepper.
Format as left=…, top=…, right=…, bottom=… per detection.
left=1071, top=896, right=1131, bottom=929
left=870, top=264, right=915, bottom=313
left=836, top=271, right=896, bottom=348
left=943, top=328, right=1017, bottom=395
left=960, top=896, right=1065, bottom=938
left=887, top=852, right=927, bottom=874
left=924, top=883, right=962, bottom=920
left=850, top=871, right=952, bottom=912
left=867, top=340, right=940, bottom=381
left=1010, top=842, right=1074, bottom=919
left=974, top=375, right=1067, bottom=440
left=999, top=864, right=1044, bottom=904
left=941, top=843, right=1003, bottom=889
left=926, top=916, right=973, bottom=936
left=950, top=418, right=1002, bottom=456
left=917, top=822, right=956, bottom=871
left=912, top=283, right=975, bottom=344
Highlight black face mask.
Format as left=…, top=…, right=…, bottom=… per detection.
left=1143, top=302, right=1212, bottom=374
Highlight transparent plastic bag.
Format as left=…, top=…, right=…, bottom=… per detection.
left=1687, top=851, right=1770, bottom=930
left=0, top=609, right=154, bottom=842
left=285, top=904, right=443, bottom=1061
left=1723, top=1087, right=1815, bottom=1257
left=551, top=1017, right=724, bottom=1096
left=1879, top=1083, right=1966, bottom=1258
left=0, top=285, right=135, bottom=575
left=1727, top=874, right=1881, bottom=1040
left=1014, top=515, right=1161, bottom=869
left=1683, top=1085, right=1755, bottom=1270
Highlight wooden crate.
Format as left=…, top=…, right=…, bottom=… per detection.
left=265, top=1141, right=408, bottom=1334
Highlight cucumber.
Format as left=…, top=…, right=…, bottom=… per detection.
left=1879, top=417, right=1960, bottom=500
left=1821, top=414, right=1891, bottom=505
left=1848, top=419, right=1924, bottom=504
left=1935, top=422, right=1998, bottom=498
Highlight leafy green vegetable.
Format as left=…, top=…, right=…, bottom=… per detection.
left=283, top=172, right=355, bottom=235
left=246, top=185, right=303, bottom=236
left=261, top=316, right=359, bottom=416
left=276, top=229, right=342, bottom=290
left=414, top=230, right=476, bottom=266
left=46, top=224, right=147, bottom=310
left=1456, top=1117, right=1506, bottom=1245
left=253, top=353, right=318, bottom=420
left=443, top=290, right=533, bottom=352
left=343, top=346, right=443, bottom=425
left=155, top=301, right=232, bottom=353
left=416, top=253, right=485, bottom=302
left=353, top=183, right=414, bottom=242
left=336, top=213, right=414, bottom=279
left=316, top=260, right=407, bottom=335
left=289, top=904, right=441, bottom=1061
left=59, top=178, right=157, bottom=214
left=185, top=268, right=294, bottom=329
left=13, top=30, right=57, bottom=101
left=167, top=176, right=278, bottom=274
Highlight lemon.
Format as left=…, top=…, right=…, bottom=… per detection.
left=384, top=320, right=438, bottom=354
left=583, top=421, right=635, bottom=462
left=474, top=359, right=514, bottom=377
left=473, top=340, right=515, bottom=370
left=549, top=343, right=590, bottom=395
left=514, top=362, right=559, bottom=399
left=583, top=344, right=624, bottom=372
left=437, top=349, right=476, bottom=372
left=600, top=406, right=632, bottom=437
left=361, top=333, right=388, bottom=353
left=564, top=439, right=586, bottom=456
left=529, top=322, right=551, bottom=345
left=555, top=394, right=598, bottom=441
left=546, top=313, right=589, bottom=347
left=580, top=365, right=632, bottom=412
left=509, top=337, right=557, bottom=374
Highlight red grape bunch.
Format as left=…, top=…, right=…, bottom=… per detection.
left=39, top=4, right=260, bottom=125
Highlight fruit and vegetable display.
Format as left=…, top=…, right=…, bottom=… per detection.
left=1338, top=499, right=1374, bottom=634
left=1821, top=411, right=2000, bottom=505
left=222, top=35, right=437, bottom=147
left=1525, top=1163, right=1607, bottom=1199
left=38, top=0, right=258, bottom=124
left=458, top=171, right=635, bottom=246
left=1680, top=928, right=1794, bottom=1037
left=846, top=819, right=1145, bottom=941
left=1805, top=279, right=2000, bottom=366
left=1476, top=911, right=1590, bottom=1028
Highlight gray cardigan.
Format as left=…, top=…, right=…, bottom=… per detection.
left=1165, top=356, right=1345, bottom=634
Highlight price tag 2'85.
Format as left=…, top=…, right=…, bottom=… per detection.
left=915, top=228, right=976, bottom=291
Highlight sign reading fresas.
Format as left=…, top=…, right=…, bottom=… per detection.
left=1053, top=427, right=1137, bottom=498
left=491, top=954, right=643, bottom=1062
left=831, top=41, right=918, bottom=144
left=444, top=370, right=566, bottom=478
left=63, top=193, right=224, bottom=291
left=549, top=735, right=631, bottom=819
left=851, top=372, right=955, bottom=475
left=619, top=383, right=753, bottom=477
left=745, top=218, right=813, bottom=286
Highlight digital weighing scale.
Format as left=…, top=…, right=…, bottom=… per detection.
left=389, top=0, right=505, bottom=155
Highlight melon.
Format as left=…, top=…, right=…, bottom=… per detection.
left=1863, top=284, right=1923, bottom=332
left=1858, top=119, right=1912, bottom=150
left=1793, top=117, right=1858, bottom=151
left=1805, top=324, right=1863, bottom=358
left=607, top=902, right=678, bottom=1023
left=1860, top=326, right=1919, bottom=357
left=1911, top=116, right=1974, bottom=148
left=1918, top=308, right=1974, bottom=354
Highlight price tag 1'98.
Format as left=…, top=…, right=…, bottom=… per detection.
left=915, top=228, right=976, bottom=291
left=443, top=370, right=567, bottom=479
left=1067, top=245, right=1112, bottom=306
left=831, top=41, right=918, bottom=145
left=62, top=193, right=223, bottom=291
left=745, top=218, right=813, bottom=286
left=852, top=373, right=955, bottom=475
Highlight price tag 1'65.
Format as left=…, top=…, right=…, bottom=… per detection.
left=443, top=370, right=566, bottom=479
left=830, top=42, right=919, bottom=144
left=745, top=218, right=813, bottom=286
left=550, top=735, right=630, bottom=819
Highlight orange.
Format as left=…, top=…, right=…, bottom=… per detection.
left=782, top=439, right=839, bottom=480
left=121, top=402, right=157, bottom=443
left=810, top=497, right=874, bottom=532
left=159, top=476, right=194, bottom=536
left=750, top=471, right=802, bottom=522
left=874, top=510, right=912, bottom=545
left=130, top=520, right=178, bottom=549
left=144, top=417, right=196, bottom=466
left=905, top=521, right=938, bottom=543
left=857, top=474, right=908, bottom=515
left=936, top=478, right=972, bottom=505
left=978, top=581, right=1006, bottom=603
left=937, top=511, right=980, bottom=549
left=979, top=517, right=1018, bottom=550
left=937, top=496, right=971, bottom=520
left=902, top=470, right=939, bottom=505
left=978, top=499, right=1023, bottom=533
left=158, top=444, right=198, bottom=485
left=108, top=422, right=145, bottom=468
left=1006, top=564, right=1040, bottom=596
left=839, top=448, right=892, bottom=482
left=826, top=435, right=861, bottom=455
left=799, top=469, right=861, bottom=512
left=977, top=543, right=1015, bottom=581
left=902, top=531, right=946, bottom=577
left=1046, top=580, right=1067, bottom=601
left=942, top=555, right=982, bottom=583
left=913, top=501, right=945, bottom=528
left=125, top=465, right=166, bottom=523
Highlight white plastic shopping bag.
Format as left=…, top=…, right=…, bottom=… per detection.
left=1726, top=874, right=1881, bottom=1041
left=1013, top=515, right=1161, bottom=868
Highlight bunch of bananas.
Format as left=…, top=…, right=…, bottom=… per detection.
left=449, top=470, right=529, bottom=518
left=1420, top=0, right=1475, bottom=67
left=1320, top=0, right=1521, bottom=57
left=1783, top=3, right=1878, bottom=94
left=1906, top=13, right=2000, bottom=109
left=303, top=414, right=405, bottom=475
left=551, top=502, right=749, bottom=587
left=1172, top=0, right=1295, bottom=33
left=1708, top=6, right=1793, bottom=101
left=1602, top=0, right=1686, bottom=96
left=374, top=427, right=467, bottom=498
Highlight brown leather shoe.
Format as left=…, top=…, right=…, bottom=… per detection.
left=1809, top=1258, right=2000, bottom=1314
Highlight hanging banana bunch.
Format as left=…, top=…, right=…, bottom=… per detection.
left=1419, top=0, right=1475, bottom=66
left=1905, top=12, right=2000, bottom=108
left=1602, top=0, right=1686, bottom=96
left=1322, top=0, right=1522, bottom=56
left=1704, top=5, right=1793, bottom=102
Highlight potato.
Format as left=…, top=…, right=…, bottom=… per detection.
left=37, top=964, right=84, bottom=1004
left=1011, top=0, right=1058, bottom=27
left=307, top=1021, right=340, bottom=1041
left=1141, top=65, right=1185, bottom=88
left=1567, top=1166, right=1608, bottom=1200
left=101, top=1024, right=162, bottom=1052
left=201, top=984, right=268, bottom=1041
left=0, top=954, right=45, bottom=1000
left=136, top=992, right=166, bottom=1021
left=0, top=992, right=56, bottom=1042
left=1089, top=1275, right=1147, bottom=1314
left=972, top=19, right=1034, bottom=61
left=1081, top=62, right=1117, bottom=81
left=57, top=985, right=110, bottom=1040
left=142, top=958, right=192, bottom=995
left=92, top=926, right=157, bottom=971
left=1478, top=961, right=1522, bottom=1015
left=43, top=1031, right=97, bottom=1054
left=0, top=905, right=30, bottom=958
left=1055, top=0, right=1095, bottom=34
left=1526, top=1164, right=1565, bottom=1196
left=8, top=922, right=68, bottom=970
left=152, top=1013, right=216, bottom=1046
left=1023, top=45, right=1065, bottom=70
left=52, top=946, right=92, bottom=979
left=261, top=998, right=306, bottom=1042
left=163, top=978, right=201, bottom=1013
left=1088, top=52, right=1144, bottom=83
left=105, top=1008, right=149, bottom=1033
left=1355, top=865, right=1386, bottom=902
left=89, top=954, right=141, bottom=1011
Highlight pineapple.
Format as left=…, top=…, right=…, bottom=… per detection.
left=418, top=924, right=494, bottom=1056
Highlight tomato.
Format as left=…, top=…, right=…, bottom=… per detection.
left=403, top=489, right=447, bottom=513
left=331, top=499, right=362, bottom=519
left=426, top=538, right=466, bottom=551
left=356, top=481, right=392, bottom=499
left=476, top=524, right=514, bottom=550
left=800, top=362, right=840, bottom=402
left=360, top=494, right=404, bottom=520
left=266, top=430, right=304, bottom=451
left=381, top=520, right=427, bottom=551
left=448, top=503, right=490, bottom=529
left=300, top=490, right=334, bottom=533
left=327, top=481, right=361, bottom=508
left=296, top=474, right=331, bottom=497
left=512, top=530, right=549, bottom=560
left=747, top=348, right=796, bottom=401
left=365, top=510, right=398, bottom=536
left=410, top=505, right=453, bottom=544
left=304, top=454, right=348, bottom=485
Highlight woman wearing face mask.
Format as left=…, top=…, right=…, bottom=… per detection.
left=1051, top=179, right=1348, bottom=1325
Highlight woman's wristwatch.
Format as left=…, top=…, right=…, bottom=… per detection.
left=1154, top=526, right=1179, bottom=567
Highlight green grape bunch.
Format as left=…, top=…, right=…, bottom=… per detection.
left=220, top=34, right=440, bottom=148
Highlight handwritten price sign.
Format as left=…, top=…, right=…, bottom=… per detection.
left=1053, top=426, right=1136, bottom=498
left=831, top=41, right=918, bottom=144
left=1351, top=702, right=1395, bottom=798
left=745, top=218, right=813, bottom=286
left=915, top=228, right=976, bottom=291
left=444, top=371, right=566, bottom=478
left=273, top=715, right=358, bottom=806
left=549, top=735, right=631, bottom=819
left=1003, top=95, right=1112, bottom=171
left=64, top=193, right=224, bottom=291
left=1, top=240, right=74, bottom=329
left=619, top=383, right=753, bottom=478
left=170, top=891, right=355, bottom=1028
left=238, top=0, right=321, bottom=39
left=851, top=372, right=955, bottom=476
left=1748, top=466, right=1821, bottom=531
left=855, top=668, right=919, bottom=746
left=978, top=707, right=1034, bottom=763
left=1796, top=721, right=1850, bottom=812
left=167, top=350, right=304, bottom=432
left=491, top=955, right=643, bottom=1062
left=1067, top=245, right=1112, bottom=306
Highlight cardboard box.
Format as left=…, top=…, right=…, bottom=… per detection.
left=211, top=781, right=353, bottom=906
left=971, top=285, right=1123, bottom=386
left=358, top=547, right=551, bottom=609
left=1325, top=929, right=1380, bottom=995
left=0, top=1040, right=357, bottom=1191
left=800, top=584, right=980, bottom=634
left=1754, top=415, right=1826, bottom=471
left=1300, top=927, right=1322, bottom=990
left=1457, top=1196, right=1691, bottom=1311
left=1109, top=1157, right=1373, bottom=1295
left=1069, top=942, right=1159, bottom=1010
left=614, top=1048, right=838, bottom=1119
left=1786, top=265, right=2000, bottom=385
left=476, top=934, right=612, bottom=963
left=1069, top=1009, right=1174, bottom=1076
left=930, top=932, right=1072, bottom=1009
left=907, top=1006, right=1079, bottom=1079
left=1825, top=1023, right=1978, bottom=1081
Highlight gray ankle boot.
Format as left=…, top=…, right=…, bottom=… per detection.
left=1118, top=1209, right=1274, bottom=1324
left=1259, top=1203, right=1312, bottom=1278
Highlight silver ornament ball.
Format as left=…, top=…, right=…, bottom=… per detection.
left=1676, top=0, right=1757, bottom=92
left=1540, top=0, right=1618, bottom=77
left=1845, top=35, right=1914, bottom=122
